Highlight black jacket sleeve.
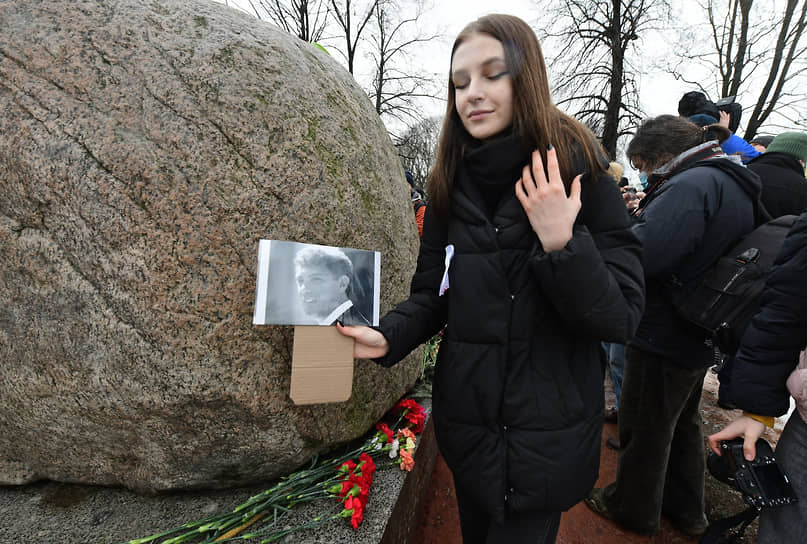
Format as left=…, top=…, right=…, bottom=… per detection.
left=727, top=210, right=807, bottom=416
left=529, top=172, right=645, bottom=342
left=374, top=205, right=449, bottom=366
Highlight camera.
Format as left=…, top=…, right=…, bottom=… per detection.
left=715, top=96, right=743, bottom=133
left=678, top=91, right=743, bottom=133
left=707, top=438, right=798, bottom=509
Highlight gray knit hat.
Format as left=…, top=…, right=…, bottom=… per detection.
left=766, top=132, right=807, bottom=163
left=750, top=135, right=774, bottom=148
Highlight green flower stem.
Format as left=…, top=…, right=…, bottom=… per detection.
left=127, top=405, right=421, bottom=544
left=220, top=509, right=343, bottom=543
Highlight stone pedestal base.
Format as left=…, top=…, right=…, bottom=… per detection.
left=0, top=406, right=438, bottom=543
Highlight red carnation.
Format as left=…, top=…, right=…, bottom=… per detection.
left=340, top=480, right=358, bottom=497
left=358, top=453, right=376, bottom=479
left=348, top=471, right=371, bottom=501
left=405, top=411, right=426, bottom=434
left=394, top=399, right=427, bottom=434
left=375, top=422, right=394, bottom=443
left=350, top=497, right=365, bottom=529
left=344, top=494, right=355, bottom=511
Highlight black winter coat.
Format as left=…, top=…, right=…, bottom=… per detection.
left=722, top=210, right=807, bottom=416
left=630, top=151, right=761, bottom=368
left=746, top=152, right=807, bottom=219
left=377, top=156, right=644, bottom=520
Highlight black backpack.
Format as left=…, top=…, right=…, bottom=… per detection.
left=667, top=214, right=798, bottom=356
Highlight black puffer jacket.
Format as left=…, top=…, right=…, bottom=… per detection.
left=377, top=150, right=644, bottom=520
left=630, top=147, right=761, bottom=368
left=722, top=210, right=807, bottom=416
left=746, top=151, right=807, bottom=218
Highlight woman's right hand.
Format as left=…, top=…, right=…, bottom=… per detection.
left=336, top=323, right=390, bottom=360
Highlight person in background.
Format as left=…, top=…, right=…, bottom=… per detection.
left=708, top=209, right=807, bottom=544
left=406, top=170, right=426, bottom=237
left=607, top=160, right=625, bottom=185
left=746, top=132, right=807, bottom=218
left=585, top=115, right=762, bottom=537
left=611, top=160, right=645, bottom=214
left=750, top=134, right=775, bottom=153
left=678, top=91, right=760, bottom=162
left=337, top=14, right=645, bottom=543
left=677, top=90, right=720, bottom=120
left=603, top=161, right=631, bottom=435
left=294, top=246, right=371, bottom=326
left=688, top=113, right=760, bottom=163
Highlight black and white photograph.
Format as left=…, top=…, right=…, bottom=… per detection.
left=253, top=240, right=380, bottom=327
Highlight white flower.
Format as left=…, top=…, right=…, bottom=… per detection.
left=388, top=439, right=399, bottom=459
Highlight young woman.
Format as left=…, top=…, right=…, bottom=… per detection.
left=338, top=14, right=644, bottom=543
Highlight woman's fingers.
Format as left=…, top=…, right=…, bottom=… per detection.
left=569, top=174, right=582, bottom=203
left=520, top=163, right=534, bottom=193
left=545, top=145, right=564, bottom=186
left=530, top=149, right=546, bottom=185
left=518, top=148, right=561, bottom=200
left=528, top=146, right=569, bottom=191
left=514, top=145, right=583, bottom=252
left=336, top=323, right=389, bottom=359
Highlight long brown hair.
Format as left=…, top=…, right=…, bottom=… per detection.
left=427, top=14, right=607, bottom=219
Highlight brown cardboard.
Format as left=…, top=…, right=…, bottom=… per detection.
left=290, top=325, right=354, bottom=404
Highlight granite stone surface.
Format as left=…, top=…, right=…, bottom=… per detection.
left=0, top=0, right=421, bottom=492
left=0, top=413, right=437, bottom=544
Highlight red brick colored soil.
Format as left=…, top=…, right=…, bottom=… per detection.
left=411, top=426, right=698, bottom=544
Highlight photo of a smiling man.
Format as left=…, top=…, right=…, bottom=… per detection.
left=253, top=240, right=380, bottom=327
left=293, top=245, right=371, bottom=326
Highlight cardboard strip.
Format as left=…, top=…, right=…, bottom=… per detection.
left=290, top=325, right=354, bottom=405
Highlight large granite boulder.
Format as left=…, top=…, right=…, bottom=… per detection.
left=0, top=0, right=422, bottom=491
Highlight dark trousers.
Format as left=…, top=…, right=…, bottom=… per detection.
left=601, top=346, right=708, bottom=533
left=455, top=482, right=561, bottom=544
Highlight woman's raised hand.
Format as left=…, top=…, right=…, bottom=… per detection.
left=515, top=146, right=582, bottom=252
left=336, top=323, right=390, bottom=360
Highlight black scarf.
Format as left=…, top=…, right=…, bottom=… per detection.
left=460, top=132, right=531, bottom=217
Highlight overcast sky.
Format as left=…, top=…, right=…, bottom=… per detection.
left=428, top=1, right=690, bottom=111
left=222, top=0, right=691, bottom=119
left=219, top=0, right=796, bottom=179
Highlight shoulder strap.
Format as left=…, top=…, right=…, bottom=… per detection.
left=699, top=507, right=758, bottom=544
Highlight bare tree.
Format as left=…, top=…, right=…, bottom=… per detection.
left=540, top=0, right=670, bottom=159
left=669, top=0, right=807, bottom=139
left=328, top=0, right=380, bottom=74
left=240, top=0, right=329, bottom=42
left=744, top=0, right=807, bottom=137
left=366, top=1, right=441, bottom=127
left=395, top=115, right=441, bottom=190
left=215, top=0, right=442, bottom=136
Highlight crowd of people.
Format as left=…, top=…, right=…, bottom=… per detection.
left=335, top=13, right=806, bottom=543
